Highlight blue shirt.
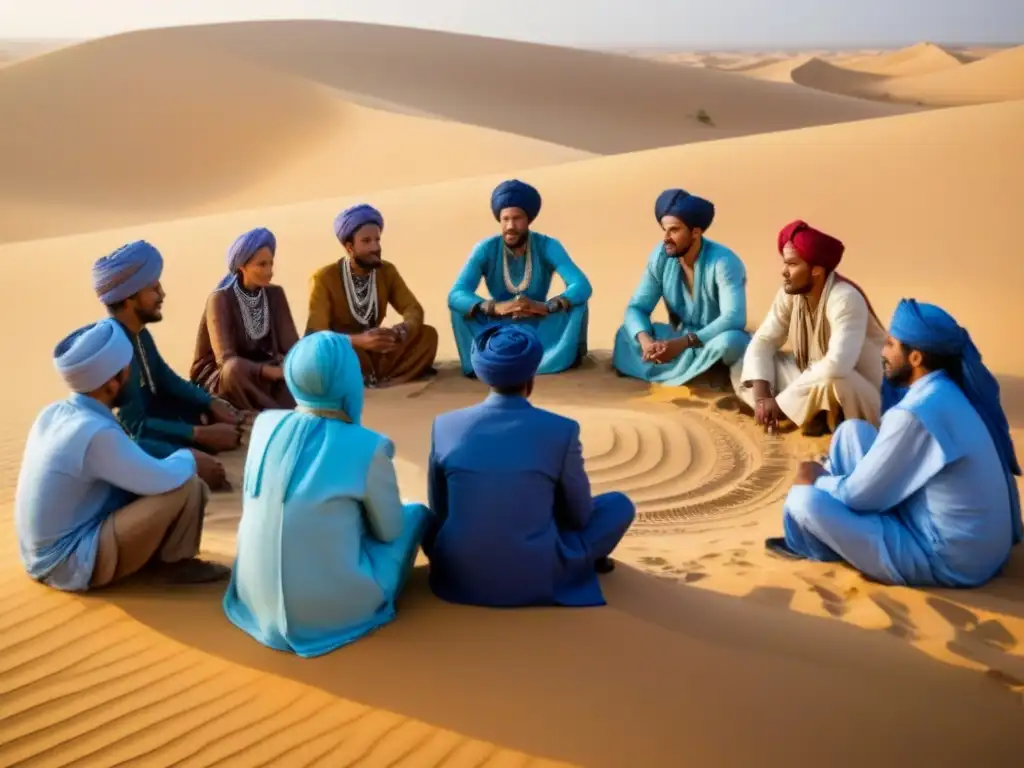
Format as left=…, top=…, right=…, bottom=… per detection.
left=14, top=393, right=197, bottom=591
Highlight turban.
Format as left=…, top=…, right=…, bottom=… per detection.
left=92, top=241, right=164, bottom=305
left=333, top=204, right=383, bottom=244
left=470, top=324, right=543, bottom=388
left=491, top=180, right=542, bottom=222
left=888, top=299, right=1020, bottom=481
left=284, top=331, right=365, bottom=425
left=53, top=318, right=133, bottom=393
left=778, top=220, right=844, bottom=273
left=218, top=227, right=276, bottom=290
left=654, top=189, right=715, bottom=232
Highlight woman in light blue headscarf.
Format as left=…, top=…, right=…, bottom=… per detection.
left=223, top=332, right=430, bottom=657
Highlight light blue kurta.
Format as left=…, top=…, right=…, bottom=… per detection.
left=14, top=393, right=197, bottom=591
left=448, top=232, right=592, bottom=376
left=223, top=335, right=428, bottom=657
left=783, top=370, right=1021, bottom=587
left=613, top=238, right=750, bottom=386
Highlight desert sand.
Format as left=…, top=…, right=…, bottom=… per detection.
left=2, top=20, right=1024, bottom=768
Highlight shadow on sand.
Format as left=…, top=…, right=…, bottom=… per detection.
left=98, top=563, right=1023, bottom=768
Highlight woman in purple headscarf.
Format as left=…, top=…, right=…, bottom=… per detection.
left=190, top=227, right=300, bottom=411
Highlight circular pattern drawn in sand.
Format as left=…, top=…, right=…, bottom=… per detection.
left=552, top=404, right=791, bottom=532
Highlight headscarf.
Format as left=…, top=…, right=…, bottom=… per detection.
left=243, top=332, right=366, bottom=506
left=333, top=204, right=384, bottom=244
left=888, top=299, right=1020, bottom=480
left=471, top=324, right=544, bottom=388
left=92, top=240, right=164, bottom=305
left=654, top=188, right=715, bottom=231
left=491, top=180, right=542, bottom=222
left=53, top=318, right=133, bottom=393
left=218, top=227, right=276, bottom=290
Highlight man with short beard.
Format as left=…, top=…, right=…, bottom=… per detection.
left=305, top=203, right=438, bottom=387
left=732, top=221, right=886, bottom=437
left=93, top=241, right=243, bottom=490
left=14, top=319, right=230, bottom=590
left=613, top=188, right=751, bottom=386
left=448, top=179, right=592, bottom=377
left=766, top=299, right=1021, bottom=588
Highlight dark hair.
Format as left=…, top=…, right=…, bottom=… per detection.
left=901, top=343, right=963, bottom=387
left=105, top=299, right=128, bottom=313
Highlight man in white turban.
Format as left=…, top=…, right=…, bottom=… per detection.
left=14, top=319, right=230, bottom=591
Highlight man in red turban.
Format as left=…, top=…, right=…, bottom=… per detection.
left=731, top=220, right=887, bottom=436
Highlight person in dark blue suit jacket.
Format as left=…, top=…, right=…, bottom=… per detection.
left=424, top=324, right=636, bottom=607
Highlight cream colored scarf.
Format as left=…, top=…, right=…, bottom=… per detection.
left=793, top=270, right=837, bottom=372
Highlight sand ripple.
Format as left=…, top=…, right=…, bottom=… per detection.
left=554, top=404, right=791, bottom=531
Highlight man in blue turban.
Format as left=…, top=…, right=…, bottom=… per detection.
left=306, top=203, right=438, bottom=387
left=613, top=188, right=751, bottom=389
left=93, top=240, right=243, bottom=490
left=191, top=227, right=300, bottom=413
left=423, top=324, right=636, bottom=607
left=448, top=179, right=592, bottom=378
left=768, top=299, right=1021, bottom=588
left=14, top=319, right=229, bottom=591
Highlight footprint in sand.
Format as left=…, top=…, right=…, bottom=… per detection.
left=870, top=593, right=919, bottom=641
left=926, top=596, right=1024, bottom=689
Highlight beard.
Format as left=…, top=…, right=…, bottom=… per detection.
left=884, top=359, right=913, bottom=387
left=354, top=252, right=382, bottom=270
left=137, top=306, right=162, bottom=324
left=783, top=281, right=811, bottom=295
left=503, top=230, right=528, bottom=250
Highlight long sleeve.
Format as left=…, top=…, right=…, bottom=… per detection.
left=272, top=286, right=300, bottom=358
left=555, top=422, right=594, bottom=531
left=740, top=289, right=792, bottom=385
left=622, top=245, right=664, bottom=340
left=385, top=265, right=424, bottom=333
left=448, top=240, right=493, bottom=316
left=695, top=251, right=747, bottom=344
left=814, top=409, right=947, bottom=512
left=543, top=237, right=592, bottom=306
left=147, top=333, right=213, bottom=410
left=305, top=270, right=334, bottom=334
left=363, top=440, right=405, bottom=543
left=84, top=427, right=196, bottom=496
left=206, top=291, right=240, bottom=366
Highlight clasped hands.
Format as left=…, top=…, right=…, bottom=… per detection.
left=352, top=323, right=409, bottom=353
left=493, top=296, right=555, bottom=320
left=638, top=332, right=690, bottom=364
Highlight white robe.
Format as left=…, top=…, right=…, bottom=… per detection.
left=732, top=280, right=886, bottom=427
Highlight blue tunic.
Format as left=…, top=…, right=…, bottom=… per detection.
left=15, top=394, right=196, bottom=591
left=223, top=335, right=428, bottom=657
left=783, top=370, right=1020, bottom=587
left=448, top=232, right=592, bottom=376
left=613, top=238, right=750, bottom=386
left=425, top=393, right=635, bottom=607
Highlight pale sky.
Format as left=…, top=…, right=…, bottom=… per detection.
left=0, top=0, right=1020, bottom=48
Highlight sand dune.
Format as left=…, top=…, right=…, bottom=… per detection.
left=2, top=22, right=1023, bottom=767
left=837, top=41, right=969, bottom=77
left=0, top=35, right=589, bottom=244
left=745, top=55, right=889, bottom=98
left=878, top=45, right=1024, bottom=106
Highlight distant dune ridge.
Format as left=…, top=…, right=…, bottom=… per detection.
left=1, top=19, right=1024, bottom=768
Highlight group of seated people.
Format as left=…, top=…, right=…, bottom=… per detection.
left=12, top=177, right=1022, bottom=658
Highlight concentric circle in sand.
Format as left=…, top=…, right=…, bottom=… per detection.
left=551, top=404, right=791, bottom=532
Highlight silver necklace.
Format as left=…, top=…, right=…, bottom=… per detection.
left=502, top=239, right=532, bottom=297
left=341, top=257, right=378, bottom=327
left=232, top=281, right=270, bottom=340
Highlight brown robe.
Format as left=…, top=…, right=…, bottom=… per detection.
left=305, top=258, right=438, bottom=386
left=191, top=284, right=299, bottom=411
